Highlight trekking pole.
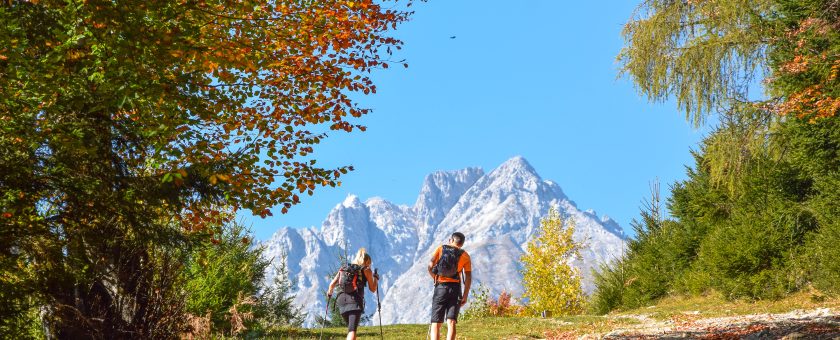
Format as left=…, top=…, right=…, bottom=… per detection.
left=319, top=293, right=331, bottom=340
left=374, top=268, right=384, bottom=340
left=427, top=275, right=436, bottom=340
left=427, top=321, right=432, bottom=340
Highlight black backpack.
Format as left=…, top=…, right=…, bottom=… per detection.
left=339, top=263, right=364, bottom=294
left=432, top=245, right=463, bottom=280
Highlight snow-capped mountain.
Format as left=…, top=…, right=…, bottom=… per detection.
left=262, top=156, right=627, bottom=325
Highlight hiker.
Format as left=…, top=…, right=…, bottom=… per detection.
left=427, top=232, right=472, bottom=340
left=327, top=248, right=379, bottom=340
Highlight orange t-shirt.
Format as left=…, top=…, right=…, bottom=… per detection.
left=430, top=245, right=471, bottom=283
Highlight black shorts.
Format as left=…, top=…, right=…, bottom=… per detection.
left=342, top=310, right=362, bottom=332
left=430, top=282, right=461, bottom=323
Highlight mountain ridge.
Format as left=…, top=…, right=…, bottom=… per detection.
left=262, top=156, right=627, bottom=325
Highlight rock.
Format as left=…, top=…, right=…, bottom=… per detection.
left=780, top=332, right=806, bottom=339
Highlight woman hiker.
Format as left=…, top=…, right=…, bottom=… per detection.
left=327, top=248, right=379, bottom=340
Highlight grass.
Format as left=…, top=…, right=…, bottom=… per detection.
left=267, top=315, right=640, bottom=339
left=263, top=291, right=839, bottom=339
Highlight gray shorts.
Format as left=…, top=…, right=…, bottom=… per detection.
left=430, top=282, right=461, bottom=323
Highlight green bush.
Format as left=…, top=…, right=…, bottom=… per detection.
left=590, top=261, right=629, bottom=314
left=803, top=220, right=840, bottom=295
left=782, top=118, right=840, bottom=294
left=692, top=212, right=804, bottom=299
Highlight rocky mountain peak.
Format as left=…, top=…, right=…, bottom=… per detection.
left=341, top=194, right=363, bottom=208
left=262, top=157, right=627, bottom=325
left=413, top=167, right=484, bottom=251
left=489, top=156, right=542, bottom=181
left=413, top=167, right=484, bottom=212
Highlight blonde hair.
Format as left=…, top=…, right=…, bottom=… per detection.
left=352, top=248, right=371, bottom=266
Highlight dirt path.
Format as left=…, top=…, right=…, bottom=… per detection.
left=593, top=308, right=840, bottom=339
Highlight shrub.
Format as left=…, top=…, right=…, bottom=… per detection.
left=803, top=220, right=840, bottom=295
left=461, top=285, right=492, bottom=320
left=488, top=290, right=525, bottom=317
left=590, top=260, right=630, bottom=315
left=462, top=286, right=524, bottom=319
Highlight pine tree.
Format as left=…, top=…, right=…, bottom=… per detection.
left=183, top=223, right=268, bottom=334
left=520, top=207, right=585, bottom=316
left=260, top=255, right=305, bottom=328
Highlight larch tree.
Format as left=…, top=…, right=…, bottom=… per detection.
left=0, top=0, right=418, bottom=336
left=520, top=207, right=585, bottom=316
left=619, top=0, right=839, bottom=192
left=619, top=0, right=773, bottom=126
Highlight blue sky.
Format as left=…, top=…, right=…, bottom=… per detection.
left=245, top=1, right=715, bottom=241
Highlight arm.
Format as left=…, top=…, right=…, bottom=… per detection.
left=427, top=259, right=436, bottom=280
left=363, top=267, right=378, bottom=293
left=327, top=272, right=340, bottom=297
left=460, top=270, right=471, bottom=306
left=428, top=246, right=441, bottom=280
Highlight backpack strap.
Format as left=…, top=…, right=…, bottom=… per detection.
left=352, top=264, right=366, bottom=295
left=449, top=248, right=464, bottom=280
left=433, top=245, right=443, bottom=285
left=433, top=245, right=450, bottom=284
left=434, top=245, right=447, bottom=266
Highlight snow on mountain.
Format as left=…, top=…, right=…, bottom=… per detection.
left=261, top=156, right=627, bottom=326
left=413, top=167, right=484, bottom=257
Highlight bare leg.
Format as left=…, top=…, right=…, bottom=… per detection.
left=446, top=319, right=457, bottom=340
left=347, top=330, right=356, bottom=340
left=430, top=322, right=442, bottom=340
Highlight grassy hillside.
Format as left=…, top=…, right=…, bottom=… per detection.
left=273, top=315, right=639, bottom=339
left=265, top=291, right=839, bottom=339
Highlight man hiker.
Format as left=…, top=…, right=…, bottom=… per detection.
left=327, top=248, right=379, bottom=340
left=427, top=232, right=472, bottom=340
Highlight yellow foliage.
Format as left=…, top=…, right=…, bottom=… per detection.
left=520, top=207, right=585, bottom=315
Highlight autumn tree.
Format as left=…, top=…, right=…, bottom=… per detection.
left=0, top=0, right=417, bottom=336
left=520, top=208, right=585, bottom=316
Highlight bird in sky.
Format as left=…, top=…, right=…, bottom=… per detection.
left=450, top=36, right=456, bottom=39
